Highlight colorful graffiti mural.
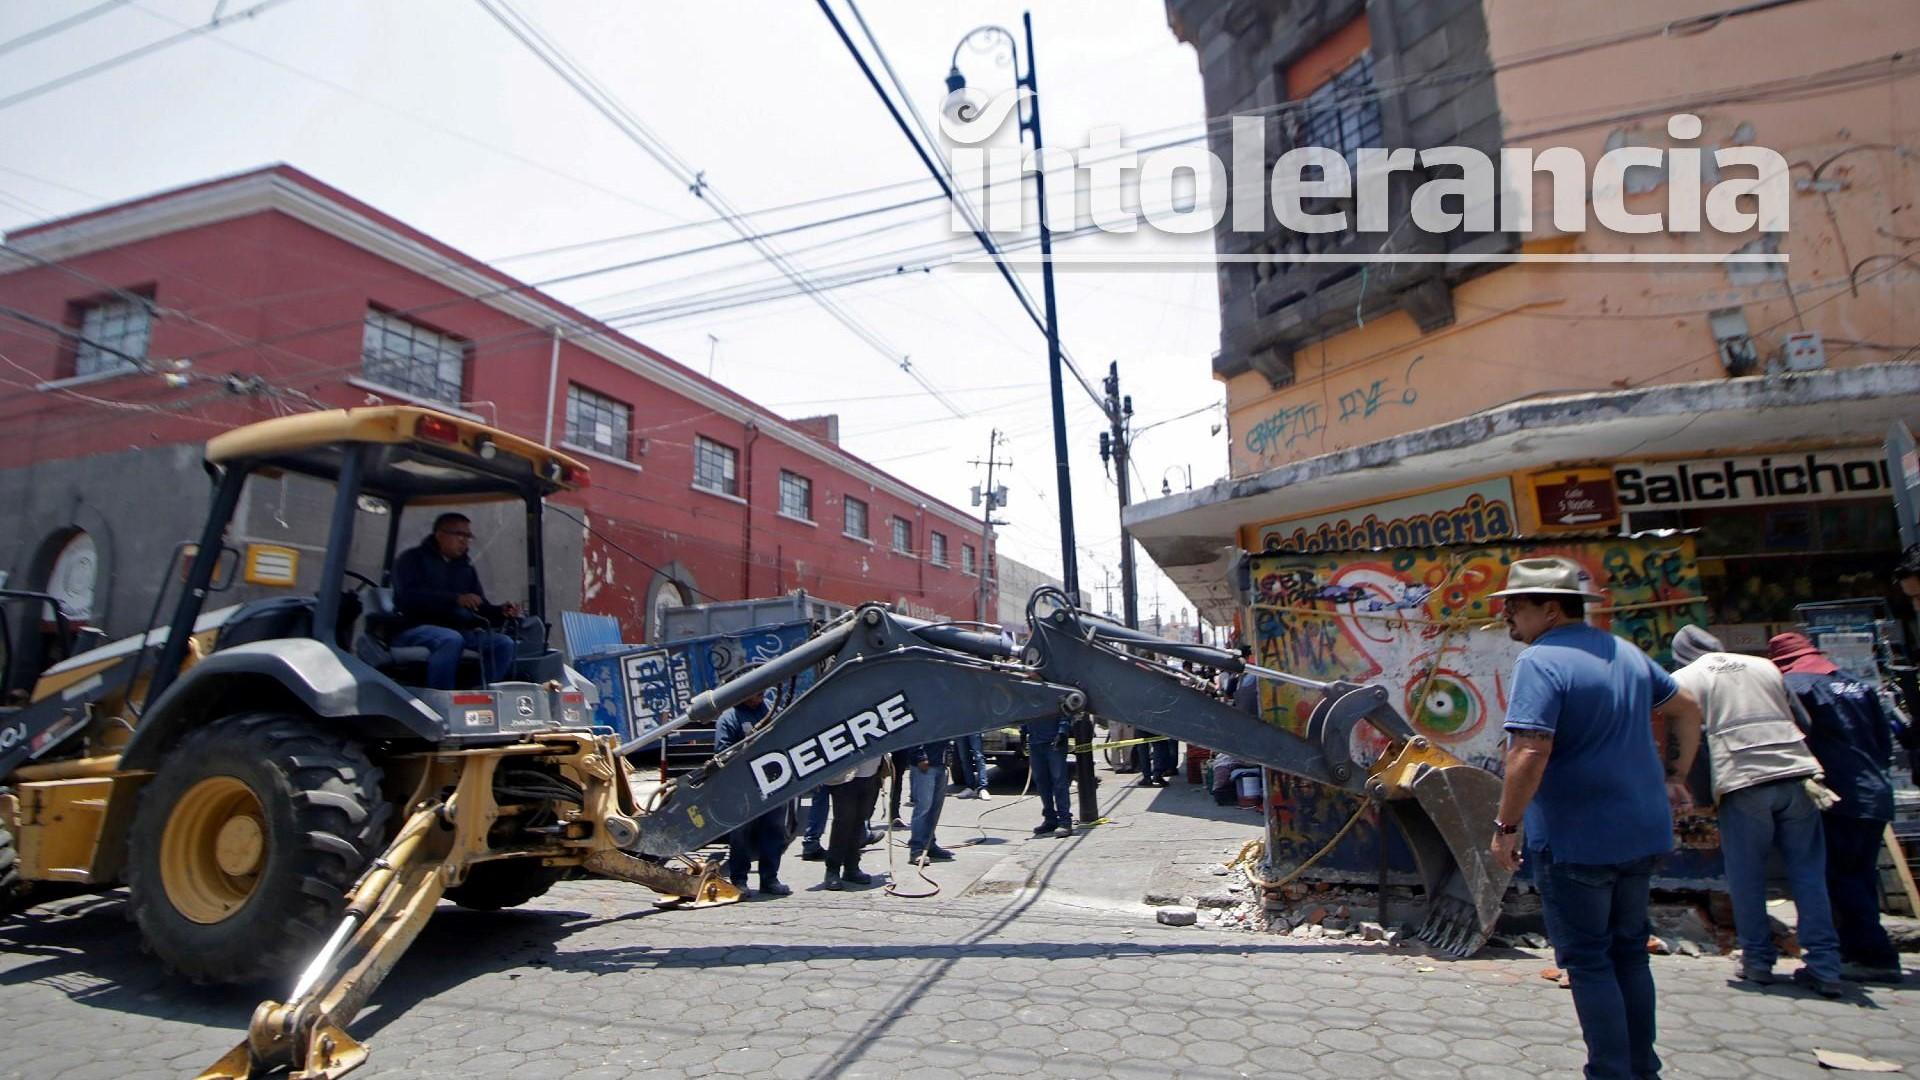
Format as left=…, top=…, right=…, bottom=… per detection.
left=1247, top=537, right=1716, bottom=884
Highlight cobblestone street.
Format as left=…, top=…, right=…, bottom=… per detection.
left=4, top=772, right=1917, bottom=1079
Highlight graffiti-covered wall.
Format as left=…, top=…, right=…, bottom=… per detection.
left=1247, top=537, right=1719, bottom=886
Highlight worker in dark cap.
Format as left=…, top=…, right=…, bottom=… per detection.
left=1670, top=625, right=1841, bottom=994
left=712, top=683, right=791, bottom=898
left=1772, top=632, right=1905, bottom=984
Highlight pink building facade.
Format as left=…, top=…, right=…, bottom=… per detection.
left=0, top=166, right=990, bottom=639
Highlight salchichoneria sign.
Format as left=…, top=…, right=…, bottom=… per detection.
left=1256, top=479, right=1516, bottom=554
left=1615, top=449, right=1890, bottom=511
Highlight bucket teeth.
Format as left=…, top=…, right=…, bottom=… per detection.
left=1412, top=899, right=1486, bottom=958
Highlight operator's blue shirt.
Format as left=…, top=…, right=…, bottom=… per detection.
left=1503, top=623, right=1678, bottom=865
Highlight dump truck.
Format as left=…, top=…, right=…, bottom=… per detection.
left=0, top=407, right=1511, bottom=1079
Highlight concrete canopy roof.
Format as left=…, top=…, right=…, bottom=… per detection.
left=1123, top=363, right=1920, bottom=622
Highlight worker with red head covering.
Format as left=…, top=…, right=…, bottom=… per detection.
left=1771, top=632, right=1905, bottom=985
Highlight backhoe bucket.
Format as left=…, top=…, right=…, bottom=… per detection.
left=1368, top=740, right=1513, bottom=957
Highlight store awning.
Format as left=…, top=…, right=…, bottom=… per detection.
left=1125, top=363, right=1920, bottom=622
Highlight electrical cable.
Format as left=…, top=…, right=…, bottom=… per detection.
left=545, top=503, right=721, bottom=604
left=0, top=0, right=299, bottom=113
left=3, top=3, right=1889, bottom=474
left=824, top=0, right=1108, bottom=418
left=474, top=0, right=967, bottom=421
left=0, top=198, right=1155, bottom=431
left=0, top=0, right=131, bottom=59
left=9, top=0, right=1838, bottom=272
left=11, top=41, right=1894, bottom=408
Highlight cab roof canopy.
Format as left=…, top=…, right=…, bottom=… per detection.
left=203, top=406, right=588, bottom=505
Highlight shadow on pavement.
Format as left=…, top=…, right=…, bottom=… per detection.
left=0, top=887, right=681, bottom=1044
left=1723, top=972, right=1889, bottom=1010
left=0, top=892, right=260, bottom=1029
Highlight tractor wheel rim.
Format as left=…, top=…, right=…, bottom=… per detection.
left=160, top=776, right=266, bottom=924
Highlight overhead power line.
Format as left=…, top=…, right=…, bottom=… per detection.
left=473, top=0, right=967, bottom=419
left=818, top=0, right=1108, bottom=420
left=0, top=0, right=132, bottom=60
left=2, top=2, right=1899, bottom=427
left=0, top=0, right=298, bottom=113
left=8, top=45, right=1908, bottom=426
left=7, top=0, right=1857, bottom=352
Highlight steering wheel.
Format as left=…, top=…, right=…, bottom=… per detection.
left=343, top=570, right=380, bottom=591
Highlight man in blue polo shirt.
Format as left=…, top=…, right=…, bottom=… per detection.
left=1487, top=557, right=1703, bottom=1080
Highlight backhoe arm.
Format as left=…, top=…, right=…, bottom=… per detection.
left=1021, top=588, right=1510, bottom=954
left=630, top=607, right=1084, bottom=857
left=630, top=593, right=1511, bottom=954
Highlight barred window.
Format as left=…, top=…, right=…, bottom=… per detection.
left=565, top=384, right=632, bottom=459
left=962, top=544, right=977, bottom=575
left=361, top=308, right=465, bottom=404
left=844, top=497, right=868, bottom=540
left=1293, top=53, right=1381, bottom=166
left=779, top=471, right=812, bottom=520
left=891, top=517, right=912, bottom=555
left=930, top=532, right=948, bottom=566
left=694, top=436, right=738, bottom=496
left=74, top=297, right=151, bottom=378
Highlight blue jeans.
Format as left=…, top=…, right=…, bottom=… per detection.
left=1536, top=848, right=1661, bottom=1080
left=727, top=811, right=787, bottom=888
left=804, top=789, right=830, bottom=845
left=908, top=752, right=949, bottom=854
left=1146, top=734, right=1178, bottom=780
left=1717, top=779, right=1841, bottom=979
left=1824, top=813, right=1899, bottom=969
left=391, top=624, right=516, bottom=690
left=956, top=733, right=988, bottom=790
left=1029, top=742, right=1072, bottom=827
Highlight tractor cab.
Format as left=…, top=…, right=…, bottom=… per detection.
left=2, top=408, right=606, bottom=981
left=132, top=406, right=599, bottom=752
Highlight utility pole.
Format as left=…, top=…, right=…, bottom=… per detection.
left=1098, top=361, right=1139, bottom=630
left=1020, top=12, right=1080, bottom=610
left=970, top=430, right=1010, bottom=624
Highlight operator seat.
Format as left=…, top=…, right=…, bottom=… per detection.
left=353, top=586, right=485, bottom=687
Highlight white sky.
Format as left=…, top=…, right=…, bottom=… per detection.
left=0, top=0, right=1230, bottom=629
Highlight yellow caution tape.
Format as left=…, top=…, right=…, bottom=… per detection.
left=1067, top=735, right=1168, bottom=754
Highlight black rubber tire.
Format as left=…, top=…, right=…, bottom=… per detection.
left=0, top=819, right=27, bottom=914
left=125, top=712, right=391, bottom=984
left=443, top=860, right=567, bottom=912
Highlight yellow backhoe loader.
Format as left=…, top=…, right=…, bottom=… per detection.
left=0, top=407, right=1512, bottom=1080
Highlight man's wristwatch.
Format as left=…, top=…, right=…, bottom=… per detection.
left=1492, top=819, right=1520, bottom=836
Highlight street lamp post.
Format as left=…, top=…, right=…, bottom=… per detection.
left=946, top=14, right=1078, bottom=609
left=948, top=15, right=1094, bottom=825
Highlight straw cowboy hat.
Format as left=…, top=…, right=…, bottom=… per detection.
left=1488, top=556, right=1605, bottom=600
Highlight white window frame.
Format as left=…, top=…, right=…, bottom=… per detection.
left=73, top=296, right=152, bottom=378
left=778, top=470, right=813, bottom=522
left=361, top=308, right=466, bottom=405
left=890, top=516, right=913, bottom=556
left=962, top=544, right=977, bottom=576
left=565, top=383, right=634, bottom=461
left=930, top=531, right=948, bottom=567
left=844, top=496, right=869, bottom=541
left=693, top=435, right=739, bottom=497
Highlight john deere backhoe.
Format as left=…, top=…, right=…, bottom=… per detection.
left=0, top=407, right=1512, bottom=1080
